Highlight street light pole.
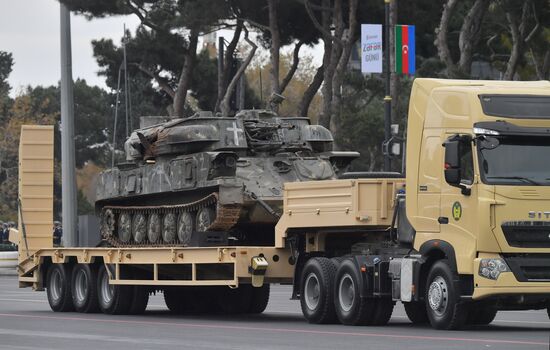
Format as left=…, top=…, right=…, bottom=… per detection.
left=60, top=3, right=78, bottom=247
left=383, top=0, right=392, bottom=172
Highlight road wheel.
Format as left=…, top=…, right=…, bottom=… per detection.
left=97, top=265, right=132, bottom=315
left=248, top=284, right=270, bottom=314
left=425, top=260, right=468, bottom=330
left=177, top=212, right=194, bottom=245
left=46, top=264, right=74, bottom=312
left=300, top=257, right=337, bottom=324
left=196, top=206, right=216, bottom=232
left=162, top=213, right=177, bottom=243
left=467, top=303, right=497, bottom=325
left=404, top=301, right=429, bottom=324
left=334, top=258, right=375, bottom=325
left=147, top=213, right=161, bottom=243
left=132, top=213, right=147, bottom=243
left=118, top=213, right=132, bottom=243
left=71, top=264, right=99, bottom=313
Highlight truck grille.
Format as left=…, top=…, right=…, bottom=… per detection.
left=501, top=221, right=550, bottom=248
left=502, top=254, right=550, bottom=282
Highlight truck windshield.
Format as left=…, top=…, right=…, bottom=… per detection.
left=478, top=135, right=550, bottom=186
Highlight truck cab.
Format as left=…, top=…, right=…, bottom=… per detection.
left=406, top=78, right=550, bottom=324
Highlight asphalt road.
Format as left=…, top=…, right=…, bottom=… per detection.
left=0, top=273, right=549, bottom=350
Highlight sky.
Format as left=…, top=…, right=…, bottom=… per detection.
left=0, top=0, right=323, bottom=98
left=0, top=0, right=140, bottom=96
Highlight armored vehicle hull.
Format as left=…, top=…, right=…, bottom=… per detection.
left=96, top=110, right=358, bottom=247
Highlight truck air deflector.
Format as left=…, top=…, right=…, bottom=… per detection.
left=473, top=121, right=550, bottom=136
left=479, top=95, right=550, bottom=119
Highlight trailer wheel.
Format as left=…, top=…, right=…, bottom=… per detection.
left=97, top=265, right=132, bottom=315
left=248, top=284, right=270, bottom=314
left=46, top=264, right=74, bottom=312
left=334, top=258, right=375, bottom=325
left=128, top=270, right=149, bottom=315
left=71, top=264, right=99, bottom=313
left=164, top=288, right=191, bottom=314
left=466, top=303, right=497, bottom=325
left=425, top=260, right=468, bottom=330
left=403, top=301, right=429, bottom=324
left=218, top=286, right=252, bottom=314
left=300, top=257, right=337, bottom=324
left=547, top=306, right=550, bottom=320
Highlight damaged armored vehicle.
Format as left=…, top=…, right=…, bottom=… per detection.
left=96, top=109, right=358, bottom=247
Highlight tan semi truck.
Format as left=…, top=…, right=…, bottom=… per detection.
left=16, top=78, right=550, bottom=330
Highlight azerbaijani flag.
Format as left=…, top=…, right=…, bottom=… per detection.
left=395, top=25, right=415, bottom=75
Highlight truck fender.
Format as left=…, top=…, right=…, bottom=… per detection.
left=418, top=239, right=458, bottom=273
left=347, top=255, right=382, bottom=299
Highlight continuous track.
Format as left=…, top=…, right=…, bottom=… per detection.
left=100, top=193, right=242, bottom=247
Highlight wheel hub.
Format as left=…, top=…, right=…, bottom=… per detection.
left=338, top=273, right=355, bottom=312
left=100, top=272, right=114, bottom=305
left=49, top=269, right=62, bottom=302
left=304, top=273, right=320, bottom=310
left=74, top=270, right=88, bottom=303
left=428, top=276, right=448, bottom=316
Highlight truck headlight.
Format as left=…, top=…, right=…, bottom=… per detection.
left=479, top=258, right=510, bottom=280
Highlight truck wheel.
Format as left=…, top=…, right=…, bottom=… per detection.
left=248, top=284, right=270, bottom=314
left=46, top=264, right=74, bottom=312
left=97, top=265, right=132, bottom=315
left=404, top=301, right=429, bottom=324
left=425, top=260, right=468, bottom=330
left=334, top=258, right=375, bottom=325
left=466, top=303, right=497, bottom=325
left=371, top=298, right=394, bottom=326
left=300, top=257, right=338, bottom=324
left=547, top=306, right=550, bottom=320
left=71, top=264, right=99, bottom=313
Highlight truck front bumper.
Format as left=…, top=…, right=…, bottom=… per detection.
left=473, top=253, right=550, bottom=300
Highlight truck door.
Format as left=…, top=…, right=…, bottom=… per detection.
left=440, top=134, right=478, bottom=272
left=415, top=132, right=442, bottom=232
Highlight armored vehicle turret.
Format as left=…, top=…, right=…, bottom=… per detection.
left=96, top=110, right=358, bottom=247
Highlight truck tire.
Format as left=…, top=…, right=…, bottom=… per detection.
left=128, top=269, right=149, bottom=315
left=334, top=258, right=375, bottom=325
left=403, top=301, right=429, bottom=324
left=248, top=284, right=270, bottom=314
left=46, top=264, right=74, bottom=312
left=425, top=260, right=468, bottom=330
left=300, top=257, right=338, bottom=324
left=466, top=303, right=497, bottom=325
left=164, top=288, right=191, bottom=314
left=218, top=286, right=252, bottom=314
left=97, top=265, right=132, bottom=315
left=128, top=286, right=149, bottom=315
left=371, top=298, right=394, bottom=326
left=71, top=264, right=99, bottom=313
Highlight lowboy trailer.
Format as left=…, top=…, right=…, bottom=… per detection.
left=17, top=79, right=550, bottom=330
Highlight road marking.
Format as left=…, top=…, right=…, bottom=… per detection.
left=0, top=312, right=547, bottom=347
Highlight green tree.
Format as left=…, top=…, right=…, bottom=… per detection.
left=63, top=0, right=234, bottom=118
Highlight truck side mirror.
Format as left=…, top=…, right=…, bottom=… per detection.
left=444, top=140, right=461, bottom=186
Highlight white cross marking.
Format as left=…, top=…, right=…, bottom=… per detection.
left=227, top=122, right=243, bottom=146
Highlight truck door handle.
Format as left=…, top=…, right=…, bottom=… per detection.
left=438, top=217, right=449, bottom=224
